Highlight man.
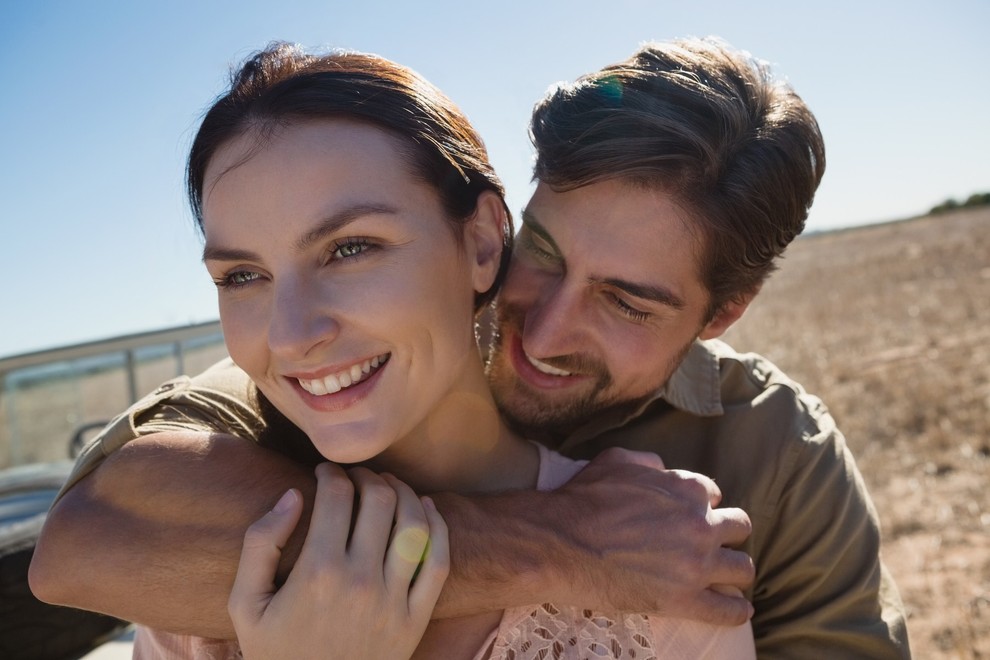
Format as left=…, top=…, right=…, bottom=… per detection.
left=31, top=38, right=909, bottom=656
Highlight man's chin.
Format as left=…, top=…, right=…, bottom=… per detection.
left=493, top=385, right=600, bottom=444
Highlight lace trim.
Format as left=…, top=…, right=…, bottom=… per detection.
left=486, top=603, right=657, bottom=660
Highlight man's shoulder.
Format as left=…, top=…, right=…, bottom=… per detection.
left=707, top=339, right=836, bottom=442
left=56, top=359, right=263, bottom=500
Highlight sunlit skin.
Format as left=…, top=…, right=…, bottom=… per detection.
left=486, top=179, right=748, bottom=441
left=201, top=119, right=536, bottom=494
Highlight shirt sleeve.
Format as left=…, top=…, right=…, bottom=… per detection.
left=55, top=359, right=264, bottom=502
left=750, top=414, right=911, bottom=658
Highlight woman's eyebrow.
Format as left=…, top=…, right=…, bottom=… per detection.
left=202, top=203, right=398, bottom=262
left=202, top=245, right=258, bottom=263
left=295, top=203, right=398, bottom=251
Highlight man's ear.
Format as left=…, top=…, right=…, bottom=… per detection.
left=465, top=190, right=507, bottom=295
left=698, top=292, right=757, bottom=340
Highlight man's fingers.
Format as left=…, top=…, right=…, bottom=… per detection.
left=710, top=546, right=756, bottom=590
left=228, top=489, right=303, bottom=621
left=664, top=468, right=723, bottom=508
left=693, top=585, right=755, bottom=627
left=709, top=506, right=752, bottom=548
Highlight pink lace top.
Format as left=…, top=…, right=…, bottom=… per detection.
left=134, top=444, right=754, bottom=659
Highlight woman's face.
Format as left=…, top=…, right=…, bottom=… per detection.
left=201, top=120, right=494, bottom=464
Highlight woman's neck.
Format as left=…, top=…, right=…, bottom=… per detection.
left=364, top=371, right=539, bottom=494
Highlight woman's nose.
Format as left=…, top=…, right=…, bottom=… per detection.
left=266, top=276, right=341, bottom=360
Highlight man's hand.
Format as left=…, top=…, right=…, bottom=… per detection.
left=553, top=447, right=754, bottom=624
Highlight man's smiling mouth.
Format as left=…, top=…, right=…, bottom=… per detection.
left=525, top=352, right=572, bottom=377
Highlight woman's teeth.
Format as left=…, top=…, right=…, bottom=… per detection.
left=297, top=354, right=390, bottom=395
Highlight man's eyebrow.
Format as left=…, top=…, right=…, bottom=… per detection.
left=521, top=208, right=685, bottom=310
left=202, top=203, right=397, bottom=262
left=599, top=277, right=686, bottom=311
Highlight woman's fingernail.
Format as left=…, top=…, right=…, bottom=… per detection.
left=272, top=489, right=295, bottom=514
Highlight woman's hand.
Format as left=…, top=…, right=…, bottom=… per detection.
left=228, top=462, right=449, bottom=660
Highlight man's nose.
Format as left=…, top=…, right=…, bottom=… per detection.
left=522, top=279, right=590, bottom=360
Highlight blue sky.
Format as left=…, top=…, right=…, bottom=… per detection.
left=1, top=0, right=987, bottom=357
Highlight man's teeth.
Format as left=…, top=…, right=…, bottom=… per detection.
left=526, top=353, right=572, bottom=377
left=298, top=354, right=388, bottom=395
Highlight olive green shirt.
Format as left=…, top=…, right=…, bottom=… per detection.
left=61, top=339, right=910, bottom=658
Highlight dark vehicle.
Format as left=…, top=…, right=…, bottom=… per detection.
left=0, top=461, right=129, bottom=660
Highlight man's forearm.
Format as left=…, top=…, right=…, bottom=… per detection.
left=29, top=432, right=556, bottom=635
left=29, top=432, right=315, bottom=639
left=432, top=448, right=754, bottom=623
left=31, top=438, right=754, bottom=637
left=429, top=489, right=576, bottom=618
left=29, top=433, right=572, bottom=633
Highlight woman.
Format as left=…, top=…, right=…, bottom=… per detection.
left=136, top=42, right=755, bottom=659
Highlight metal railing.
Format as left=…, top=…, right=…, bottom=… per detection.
left=0, top=322, right=228, bottom=468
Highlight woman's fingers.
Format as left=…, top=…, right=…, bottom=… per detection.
left=381, top=474, right=431, bottom=591
left=348, top=467, right=399, bottom=565
left=407, top=496, right=449, bottom=616
left=228, top=488, right=303, bottom=624
left=297, top=462, right=355, bottom=566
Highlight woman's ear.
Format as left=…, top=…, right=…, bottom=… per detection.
left=464, top=190, right=507, bottom=295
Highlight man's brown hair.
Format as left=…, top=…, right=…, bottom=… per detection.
left=531, top=38, right=826, bottom=317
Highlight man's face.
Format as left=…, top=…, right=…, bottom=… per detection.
left=486, top=179, right=725, bottom=438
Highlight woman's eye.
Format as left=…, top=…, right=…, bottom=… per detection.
left=331, top=239, right=372, bottom=260
left=215, top=270, right=261, bottom=289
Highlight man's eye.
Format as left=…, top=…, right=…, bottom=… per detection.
left=607, top=292, right=651, bottom=322
left=520, top=230, right=558, bottom=262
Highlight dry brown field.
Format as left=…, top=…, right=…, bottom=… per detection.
left=722, top=207, right=990, bottom=658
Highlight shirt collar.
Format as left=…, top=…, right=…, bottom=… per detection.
left=657, top=338, right=725, bottom=417
left=558, top=339, right=725, bottom=450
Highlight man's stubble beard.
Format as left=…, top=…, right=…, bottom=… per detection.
left=483, top=301, right=693, bottom=445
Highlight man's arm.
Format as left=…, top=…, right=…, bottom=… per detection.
left=433, top=447, right=754, bottom=623
left=31, top=438, right=754, bottom=638
left=30, top=432, right=316, bottom=639
left=749, top=424, right=911, bottom=657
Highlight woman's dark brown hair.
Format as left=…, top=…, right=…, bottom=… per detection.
left=187, top=42, right=512, bottom=309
